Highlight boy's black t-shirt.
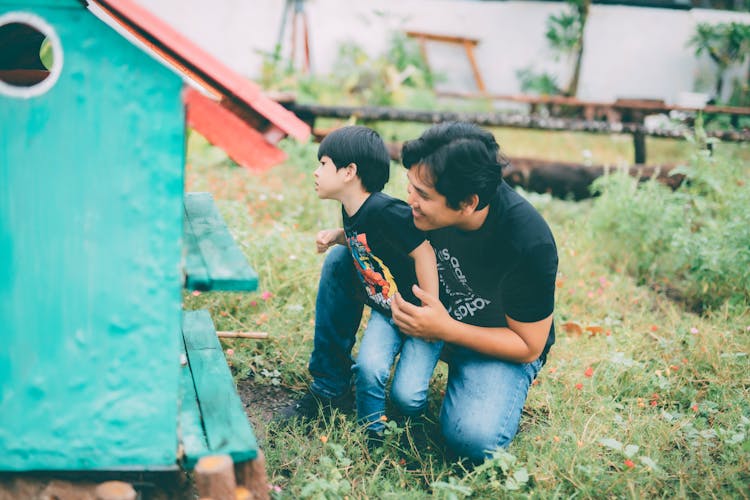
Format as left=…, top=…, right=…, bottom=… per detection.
left=427, top=182, right=558, bottom=361
left=342, top=192, right=426, bottom=315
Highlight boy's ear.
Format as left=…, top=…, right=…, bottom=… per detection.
left=343, top=162, right=358, bottom=180
left=459, top=194, right=480, bottom=214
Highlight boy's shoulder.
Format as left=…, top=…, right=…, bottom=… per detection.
left=367, top=193, right=412, bottom=218
left=369, top=191, right=408, bottom=207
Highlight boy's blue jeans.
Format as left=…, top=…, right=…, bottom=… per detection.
left=308, top=245, right=542, bottom=461
left=354, top=310, right=443, bottom=433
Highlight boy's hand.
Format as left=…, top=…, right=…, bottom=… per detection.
left=316, top=228, right=344, bottom=253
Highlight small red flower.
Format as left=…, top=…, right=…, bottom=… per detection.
left=575, top=383, right=583, bottom=390
left=691, top=404, right=699, bottom=412
left=584, top=366, right=594, bottom=378
left=650, top=325, right=659, bottom=332
left=624, top=459, right=635, bottom=468
left=261, top=291, right=273, bottom=301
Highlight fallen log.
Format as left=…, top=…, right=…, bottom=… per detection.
left=316, top=132, right=685, bottom=201
left=502, top=157, right=685, bottom=200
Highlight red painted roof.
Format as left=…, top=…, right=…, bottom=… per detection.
left=185, top=88, right=287, bottom=172
left=91, top=0, right=310, bottom=147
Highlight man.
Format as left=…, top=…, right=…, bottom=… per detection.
left=285, top=122, right=558, bottom=461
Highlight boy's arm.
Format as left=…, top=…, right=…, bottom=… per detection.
left=316, top=228, right=346, bottom=253
left=408, top=240, right=439, bottom=304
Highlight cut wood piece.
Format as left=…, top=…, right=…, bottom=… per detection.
left=235, top=487, right=252, bottom=500
left=195, top=454, right=237, bottom=500
left=234, top=450, right=270, bottom=500
left=94, top=481, right=136, bottom=500
left=217, top=331, right=269, bottom=339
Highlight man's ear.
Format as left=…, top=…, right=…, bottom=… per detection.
left=459, top=194, right=480, bottom=214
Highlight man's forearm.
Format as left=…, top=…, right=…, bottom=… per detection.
left=438, top=315, right=551, bottom=363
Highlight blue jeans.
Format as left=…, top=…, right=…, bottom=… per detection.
left=308, top=245, right=542, bottom=460
left=354, top=310, right=443, bottom=433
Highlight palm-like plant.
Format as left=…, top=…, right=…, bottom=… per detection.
left=688, top=22, right=750, bottom=102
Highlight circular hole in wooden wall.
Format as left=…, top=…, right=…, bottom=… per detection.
left=0, top=12, right=63, bottom=98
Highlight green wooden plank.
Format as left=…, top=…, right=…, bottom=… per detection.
left=183, top=206, right=211, bottom=290
left=183, top=192, right=259, bottom=291
left=181, top=310, right=258, bottom=467
left=178, top=334, right=210, bottom=467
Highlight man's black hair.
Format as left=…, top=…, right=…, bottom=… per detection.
left=401, top=122, right=508, bottom=210
left=317, top=125, right=391, bottom=193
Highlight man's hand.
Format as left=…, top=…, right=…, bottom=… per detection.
left=391, top=285, right=452, bottom=341
left=316, top=228, right=345, bottom=253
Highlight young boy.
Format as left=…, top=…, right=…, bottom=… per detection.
left=312, top=125, right=442, bottom=441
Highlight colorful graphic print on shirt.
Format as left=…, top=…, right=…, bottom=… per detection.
left=347, top=232, right=398, bottom=310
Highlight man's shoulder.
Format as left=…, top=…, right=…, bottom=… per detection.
left=492, top=184, right=556, bottom=252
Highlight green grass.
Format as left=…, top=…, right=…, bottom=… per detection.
left=183, top=130, right=750, bottom=499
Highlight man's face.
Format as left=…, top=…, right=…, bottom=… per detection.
left=406, top=164, right=463, bottom=231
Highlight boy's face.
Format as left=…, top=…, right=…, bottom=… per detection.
left=406, top=164, right=464, bottom=231
left=314, top=156, right=350, bottom=200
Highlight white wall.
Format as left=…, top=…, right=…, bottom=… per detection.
left=140, top=0, right=750, bottom=105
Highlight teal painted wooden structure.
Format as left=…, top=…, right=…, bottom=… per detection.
left=0, top=0, right=263, bottom=473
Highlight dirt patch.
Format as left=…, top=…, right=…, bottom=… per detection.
left=235, top=378, right=297, bottom=444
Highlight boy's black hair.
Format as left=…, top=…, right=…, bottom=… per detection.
left=401, top=122, right=508, bottom=210
left=317, top=126, right=391, bottom=193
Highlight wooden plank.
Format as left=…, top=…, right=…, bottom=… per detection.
left=437, top=90, right=750, bottom=116
left=178, top=333, right=210, bottom=464
left=182, top=310, right=258, bottom=468
left=288, top=103, right=750, bottom=143
left=183, top=192, right=259, bottom=291
left=405, top=30, right=479, bottom=45
left=183, top=204, right=211, bottom=290
left=185, top=88, right=287, bottom=172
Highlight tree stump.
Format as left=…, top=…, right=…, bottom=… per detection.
left=195, top=454, right=237, bottom=500
left=94, top=481, right=136, bottom=500
left=234, top=449, right=270, bottom=500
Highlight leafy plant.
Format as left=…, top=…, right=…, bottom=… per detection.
left=260, top=31, right=437, bottom=109
left=545, top=0, right=590, bottom=96
left=687, top=22, right=750, bottom=103
left=516, top=66, right=561, bottom=96
left=589, top=121, right=750, bottom=312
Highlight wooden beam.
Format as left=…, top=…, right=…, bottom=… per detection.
left=290, top=103, right=750, bottom=143
left=194, top=455, right=236, bottom=500
left=405, top=30, right=479, bottom=46
left=217, top=331, right=269, bottom=340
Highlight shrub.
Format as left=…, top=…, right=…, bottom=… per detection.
left=589, top=131, right=750, bottom=312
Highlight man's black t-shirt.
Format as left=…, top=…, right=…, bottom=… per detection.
left=427, top=182, right=558, bottom=361
left=342, top=192, right=426, bottom=315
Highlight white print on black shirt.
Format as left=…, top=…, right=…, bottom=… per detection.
left=435, top=248, right=490, bottom=321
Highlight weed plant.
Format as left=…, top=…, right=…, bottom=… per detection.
left=589, top=125, right=750, bottom=313
left=183, top=128, right=749, bottom=498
